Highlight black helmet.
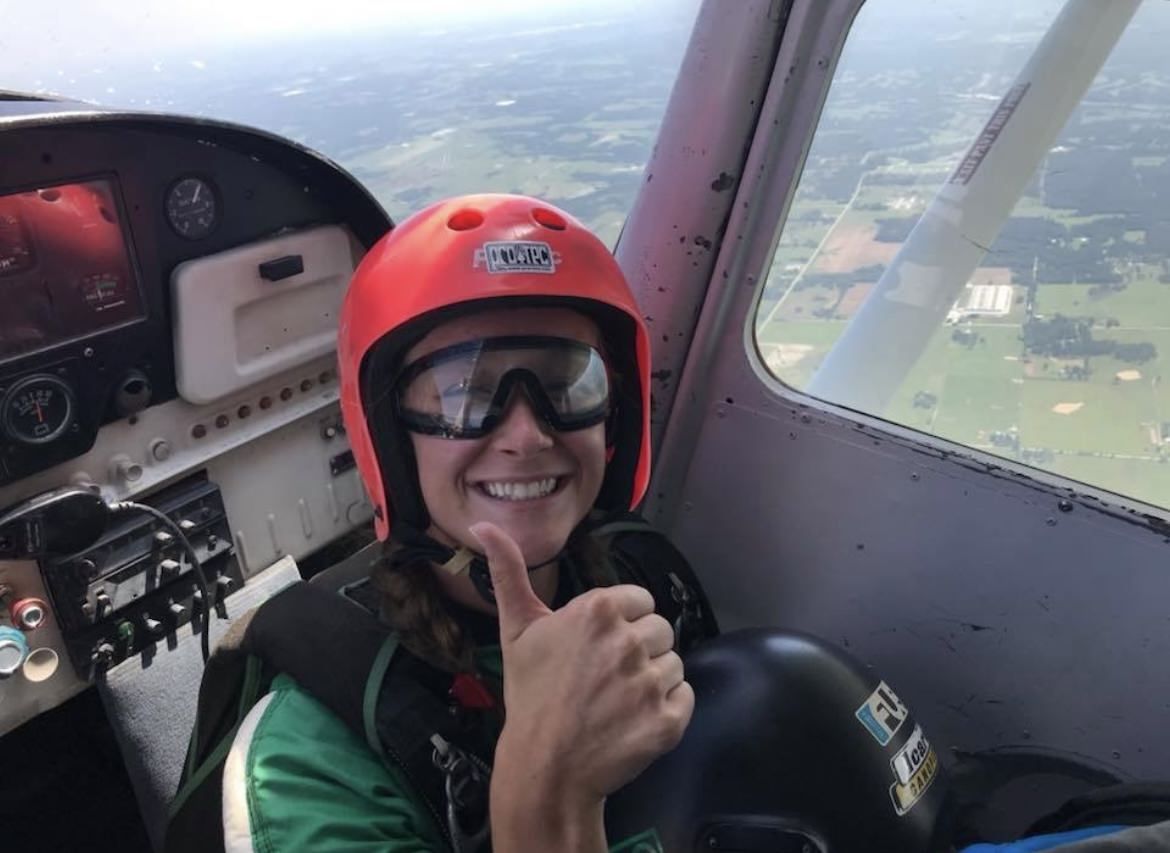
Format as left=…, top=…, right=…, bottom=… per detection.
left=605, top=629, right=951, bottom=853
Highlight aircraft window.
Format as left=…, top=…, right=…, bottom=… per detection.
left=2, top=0, right=699, bottom=247
left=755, top=0, right=1170, bottom=509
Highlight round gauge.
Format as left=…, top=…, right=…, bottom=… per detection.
left=1, top=374, right=76, bottom=446
left=165, top=176, right=219, bottom=240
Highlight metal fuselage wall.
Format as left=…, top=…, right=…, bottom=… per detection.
left=623, top=0, right=1168, bottom=781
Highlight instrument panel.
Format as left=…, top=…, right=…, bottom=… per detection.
left=0, top=102, right=390, bottom=722
left=0, top=109, right=389, bottom=487
left=0, top=177, right=145, bottom=364
left=0, top=100, right=391, bottom=851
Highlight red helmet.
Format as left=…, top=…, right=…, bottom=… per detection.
left=338, top=194, right=651, bottom=541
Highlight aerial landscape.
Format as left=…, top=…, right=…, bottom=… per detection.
left=754, top=0, right=1170, bottom=507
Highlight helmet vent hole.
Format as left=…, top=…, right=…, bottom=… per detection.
left=532, top=208, right=566, bottom=230
left=447, top=209, right=484, bottom=231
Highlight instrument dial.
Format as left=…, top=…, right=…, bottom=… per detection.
left=165, top=176, right=219, bottom=240
left=79, top=272, right=131, bottom=313
left=1, top=374, right=76, bottom=446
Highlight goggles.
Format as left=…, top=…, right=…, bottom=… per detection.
left=393, top=335, right=611, bottom=439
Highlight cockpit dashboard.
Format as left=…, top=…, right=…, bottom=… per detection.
left=0, top=99, right=391, bottom=756
left=0, top=105, right=387, bottom=486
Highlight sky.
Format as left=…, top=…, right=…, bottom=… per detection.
left=0, top=0, right=642, bottom=69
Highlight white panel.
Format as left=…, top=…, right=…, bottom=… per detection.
left=171, top=225, right=359, bottom=405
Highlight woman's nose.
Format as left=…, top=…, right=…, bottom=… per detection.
left=490, top=390, right=554, bottom=455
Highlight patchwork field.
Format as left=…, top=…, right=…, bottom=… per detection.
left=756, top=132, right=1170, bottom=508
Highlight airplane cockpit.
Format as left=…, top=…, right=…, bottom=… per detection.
left=0, top=102, right=393, bottom=847
left=4, top=0, right=1170, bottom=850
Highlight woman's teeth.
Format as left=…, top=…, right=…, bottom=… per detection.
left=480, top=477, right=559, bottom=501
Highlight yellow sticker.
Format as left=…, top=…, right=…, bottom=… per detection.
left=889, top=747, right=939, bottom=816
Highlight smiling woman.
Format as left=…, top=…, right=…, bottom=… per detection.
left=172, top=192, right=716, bottom=853
left=404, top=308, right=610, bottom=580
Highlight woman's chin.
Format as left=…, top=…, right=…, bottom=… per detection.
left=516, top=543, right=563, bottom=568
left=506, top=531, right=568, bottom=568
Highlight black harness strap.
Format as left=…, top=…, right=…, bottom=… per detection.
left=243, top=582, right=390, bottom=735
left=242, top=582, right=484, bottom=851
left=170, top=516, right=717, bottom=853
left=588, top=512, right=719, bottom=652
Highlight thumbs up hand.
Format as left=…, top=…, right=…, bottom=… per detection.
left=470, top=522, right=694, bottom=810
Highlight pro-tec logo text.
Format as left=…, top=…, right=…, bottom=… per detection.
left=474, top=241, right=558, bottom=274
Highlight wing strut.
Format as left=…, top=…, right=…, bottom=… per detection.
left=806, top=0, right=1141, bottom=414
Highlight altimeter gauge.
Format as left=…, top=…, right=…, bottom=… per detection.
left=165, top=176, right=219, bottom=240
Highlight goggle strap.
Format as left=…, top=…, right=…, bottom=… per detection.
left=438, top=547, right=476, bottom=577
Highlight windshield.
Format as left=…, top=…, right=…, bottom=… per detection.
left=2, top=0, right=699, bottom=245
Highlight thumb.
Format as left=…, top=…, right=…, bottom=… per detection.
left=468, top=522, right=552, bottom=643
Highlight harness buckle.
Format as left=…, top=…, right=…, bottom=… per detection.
left=431, top=733, right=491, bottom=853
left=669, top=571, right=705, bottom=652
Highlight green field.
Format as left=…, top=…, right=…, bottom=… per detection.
left=755, top=146, right=1170, bottom=509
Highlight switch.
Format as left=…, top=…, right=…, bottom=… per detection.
left=0, top=626, right=29, bottom=678
left=91, top=641, right=115, bottom=668
left=167, top=599, right=187, bottom=620
left=215, top=575, right=234, bottom=597
left=111, top=454, right=144, bottom=484
left=95, top=590, right=114, bottom=619
left=179, top=519, right=197, bottom=532
left=142, top=615, right=163, bottom=635
left=154, top=530, right=175, bottom=546
left=150, top=438, right=173, bottom=462
left=159, top=558, right=181, bottom=576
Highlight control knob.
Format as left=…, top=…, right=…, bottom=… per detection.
left=0, top=586, right=46, bottom=630
left=10, top=596, right=48, bottom=631
left=0, top=626, right=30, bottom=678
left=91, top=641, right=115, bottom=669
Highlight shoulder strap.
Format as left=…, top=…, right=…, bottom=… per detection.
left=245, top=581, right=493, bottom=852
left=587, top=511, right=719, bottom=652
left=166, top=582, right=486, bottom=853
left=369, top=649, right=493, bottom=853
left=241, top=581, right=393, bottom=736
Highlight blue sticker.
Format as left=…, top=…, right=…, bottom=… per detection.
left=855, top=680, right=908, bottom=746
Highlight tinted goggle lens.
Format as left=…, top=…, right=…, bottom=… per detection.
left=394, top=336, right=610, bottom=438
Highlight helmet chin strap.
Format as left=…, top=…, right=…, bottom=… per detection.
left=389, top=521, right=562, bottom=606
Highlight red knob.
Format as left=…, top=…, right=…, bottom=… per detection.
left=10, top=597, right=48, bottom=631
